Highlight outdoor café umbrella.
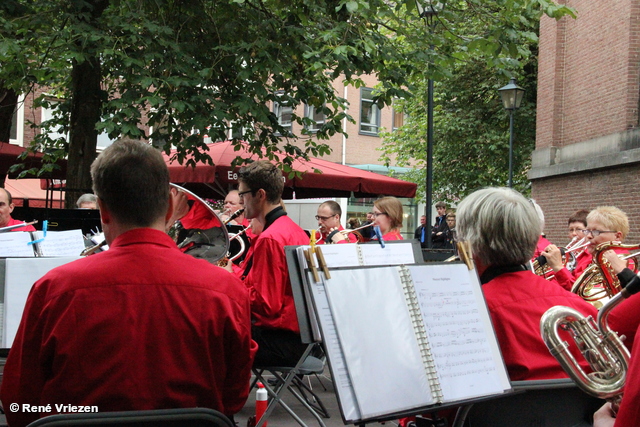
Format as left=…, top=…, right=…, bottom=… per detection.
left=164, top=140, right=417, bottom=199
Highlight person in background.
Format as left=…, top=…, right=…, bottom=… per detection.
left=0, top=188, right=35, bottom=231
left=76, top=193, right=98, bottom=209
left=431, top=201, right=449, bottom=248
left=359, top=211, right=375, bottom=241
left=414, top=215, right=428, bottom=248
left=1, top=139, right=256, bottom=426
left=315, top=200, right=358, bottom=244
left=456, top=187, right=597, bottom=381
left=223, top=189, right=249, bottom=227
left=529, top=198, right=552, bottom=258
left=372, top=196, right=403, bottom=241
left=568, top=209, right=589, bottom=242
left=443, top=212, right=457, bottom=250
left=347, top=217, right=359, bottom=230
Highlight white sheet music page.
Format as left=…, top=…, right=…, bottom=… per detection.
left=324, top=267, right=434, bottom=419
left=38, top=230, right=86, bottom=257
left=406, top=263, right=510, bottom=401
left=0, top=232, right=36, bottom=257
left=359, top=242, right=415, bottom=265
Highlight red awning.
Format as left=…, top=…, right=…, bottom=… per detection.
left=0, top=142, right=67, bottom=179
left=4, top=178, right=64, bottom=208
left=164, top=141, right=417, bottom=199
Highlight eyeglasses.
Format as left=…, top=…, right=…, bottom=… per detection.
left=373, top=212, right=387, bottom=217
left=238, top=189, right=254, bottom=199
left=315, top=215, right=336, bottom=221
left=583, top=229, right=617, bottom=237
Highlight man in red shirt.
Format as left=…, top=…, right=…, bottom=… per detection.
left=315, top=200, right=357, bottom=244
left=0, top=188, right=36, bottom=232
left=1, top=139, right=256, bottom=426
left=234, top=160, right=310, bottom=367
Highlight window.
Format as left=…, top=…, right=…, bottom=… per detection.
left=304, top=104, right=325, bottom=133
left=41, top=100, right=68, bottom=143
left=392, top=108, right=406, bottom=130
left=360, top=88, right=380, bottom=135
left=228, top=121, right=244, bottom=140
left=9, top=98, right=24, bottom=145
left=273, top=94, right=293, bottom=135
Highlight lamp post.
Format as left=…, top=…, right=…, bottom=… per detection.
left=498, top=77, right=525, bottom=188
left=416, top=0, right=442, bottom=249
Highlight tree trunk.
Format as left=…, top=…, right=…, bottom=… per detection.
left=0, top=88, right=18, bottom=143
left=65, top=56, right=101, bottom=208
left=64, top=0, right=109, bottom=208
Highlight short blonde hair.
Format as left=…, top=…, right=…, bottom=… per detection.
left=373, top=197, right=403, bottom=231
left=587, top=206, right=630, bottom=240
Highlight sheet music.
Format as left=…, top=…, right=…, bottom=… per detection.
left=307, top=270, right=362, bottom=422
left=4, top=257, right=80, bottom=347
left=359, top=242, right=415, bottom=265
left=405, top=264, right=510, bottom=401
left=37, top=230, right=86, bottom=257
left=0, top=232, right=36, bottom=257
left=309, top=244, right=362, bottom=267
left=323, top=267, right=435, bottom=419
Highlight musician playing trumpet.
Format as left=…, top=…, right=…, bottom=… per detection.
left=542, top=206, right=631, bottom=291
left=315, top=200, right=358, bottom=244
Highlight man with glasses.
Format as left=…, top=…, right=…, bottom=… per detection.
left=542, top=206, right=631, bottom=291
left=315, top=200, right=357, bottom=244
left=231, top=160, right=310, bottom=367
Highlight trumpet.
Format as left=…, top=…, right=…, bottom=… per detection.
left=572, top=241, right=640, bottom=306
left=531, top=238, right=590, bottom=280
left=335, top=222, right=374, bottom=243
left=540, top=271, right=640, bottom=414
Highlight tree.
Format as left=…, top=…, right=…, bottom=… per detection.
left=0, top=0, right=574, bottom=206
left=379, top=0, right=572, bottom=204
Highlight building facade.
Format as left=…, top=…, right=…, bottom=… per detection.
left=531, top=0, right=640, bottom=244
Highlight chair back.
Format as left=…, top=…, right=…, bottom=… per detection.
left=26, top=407, right=234, bottom=427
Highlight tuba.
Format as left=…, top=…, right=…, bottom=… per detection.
left=82, top=184, right=230, bottom=264
left=540, top=273, right=640, bottom=414
left=572, top=242, right=640, bottom=307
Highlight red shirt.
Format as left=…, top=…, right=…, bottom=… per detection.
left=244, top=213, right=309, bottom=333
left=5, top=217, right=36, bottom=232
left=612, top=325, right=640, bottom=425
left=1, top=228, right=256, bottom=426
left=483, top=270, right=598, bottom=380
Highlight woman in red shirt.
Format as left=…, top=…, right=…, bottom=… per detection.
left=372, top=196, right=403, bottom=241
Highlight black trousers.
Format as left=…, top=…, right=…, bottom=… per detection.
left=251, top=326, right=307, bottom=367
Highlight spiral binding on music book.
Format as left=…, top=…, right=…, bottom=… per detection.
left=398, top=265, right=444, bottom=404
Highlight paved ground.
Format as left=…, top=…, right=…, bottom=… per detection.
left=236, top=368, right=398, bottom=427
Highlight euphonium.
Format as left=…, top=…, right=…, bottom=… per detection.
left=540, top=273, right=640, bottom=414
left=218, top=225, right=250, bottom=267
left=572, top=242, right=640, bottom=306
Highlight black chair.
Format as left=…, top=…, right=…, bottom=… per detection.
left=25, top=407, right=234, bottom=427
left=251, top=343, right=330, bottom=427
left=452, top=379, right=605, bottom=427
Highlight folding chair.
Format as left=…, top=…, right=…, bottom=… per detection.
left=451, top=378, right=605, bottom=427
left=252, top=342, right=330, bottom=427
left=247, top=247, right=339, bottom=427
left=26, top=407, right=234, bottom=427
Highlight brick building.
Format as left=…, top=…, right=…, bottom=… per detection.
left=531, top=0, right=640, bottom=245
left=8, top=74, right=421, bottom=236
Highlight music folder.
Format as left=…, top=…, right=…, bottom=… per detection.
left=289, top=242, right=511, bottom=424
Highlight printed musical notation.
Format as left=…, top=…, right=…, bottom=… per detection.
left=406, top=263, right=509, bottom=402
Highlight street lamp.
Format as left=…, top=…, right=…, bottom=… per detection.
left=415, top=0, right=443, bottom=249
left=498, top=77, right=525, bottom=188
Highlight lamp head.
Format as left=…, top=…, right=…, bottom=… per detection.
left=498, top=77, right=525, bottom=110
